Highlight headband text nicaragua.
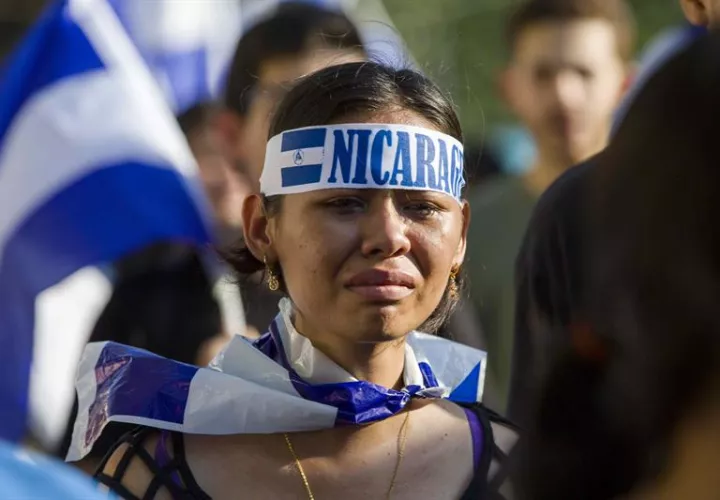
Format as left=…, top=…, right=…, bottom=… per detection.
left=261, top=124, right=466, bottom=203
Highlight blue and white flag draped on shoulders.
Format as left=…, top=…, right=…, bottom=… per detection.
left=0, top=0, right=212, bottom=442
left=68, top=298, right=487, bottom=461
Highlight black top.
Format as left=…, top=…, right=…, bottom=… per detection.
left=507, top=157, right=596, bottom=425
left=94, top=404, right=517, bottom=500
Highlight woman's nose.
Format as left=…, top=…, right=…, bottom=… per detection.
left=359, top=198, right=411, bottom=259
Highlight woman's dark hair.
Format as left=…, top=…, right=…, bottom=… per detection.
left=226, top=61, right=465, bottom=333
left=224, top=2, right=365, bottom=118
left=517, top=33, right=720, bottom=499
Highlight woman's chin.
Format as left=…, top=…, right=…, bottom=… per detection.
left=346, top=308, right=419, bottom=342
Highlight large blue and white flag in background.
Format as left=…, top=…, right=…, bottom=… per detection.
left=0, top=0, right=212, bottom=442
left=109, top=0, right=243, bottom=113
left=109, top=0, right=410, bottom=113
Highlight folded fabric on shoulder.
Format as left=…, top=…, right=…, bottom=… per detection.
left=67, top=298, right=487, bottom=461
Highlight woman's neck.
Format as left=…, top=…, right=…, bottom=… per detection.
left=291, top=312, right=407, bottom=389
left=315, top=337, right=407, bottom=389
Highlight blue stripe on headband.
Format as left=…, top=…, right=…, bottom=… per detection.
left=281, top=128, right=327, bottom=151
left=261, top=124, right=466, bottom=203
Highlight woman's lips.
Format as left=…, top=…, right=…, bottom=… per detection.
left=345, top=269, right=416, bottom=301
left=347, top=284, right=414, bottom=301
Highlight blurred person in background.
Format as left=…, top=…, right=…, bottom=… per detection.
left=461, top=0, right=636, bottom=412
left=508, top=0, right=713, bottom=426
left=517, top=32, right=720, bottom=500
left=499, top=0, right=634, bottom=189
left=216, top=1, right=367, bottom=333
left=180, top=103, right=251, bottom=251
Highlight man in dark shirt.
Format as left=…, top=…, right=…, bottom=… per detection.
left=507, top=1, right=714, bottom=424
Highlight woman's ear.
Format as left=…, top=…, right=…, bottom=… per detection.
left=453, top=200, right=471, bottom=268
left=241, top=193, right=272, bottom=261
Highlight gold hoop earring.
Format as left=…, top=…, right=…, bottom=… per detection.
left=264, top=256, right=280, bottom=292
left=448, top=266, right=459, bottom=300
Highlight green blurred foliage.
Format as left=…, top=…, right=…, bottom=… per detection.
left=383, top=0, right=686, bottom=139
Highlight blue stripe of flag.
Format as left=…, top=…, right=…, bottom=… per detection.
left=418, top=361, right=440, bottom=388
left=0, top=163, right=210, bottom=441
left=449, top=362, right=482, bottom=403
left=0, top=1, right=104, bottom=152
left=0, top=163, right=209, bottom=294
left=85, top=342, right=198, bottom=447
left=281, top=164, right=323, bottom=187
left=281, top=128, right=326, bottom=152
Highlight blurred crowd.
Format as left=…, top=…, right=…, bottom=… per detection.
left=3, top=0, right=720, bottom=498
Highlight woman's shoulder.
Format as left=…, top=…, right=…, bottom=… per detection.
left=457, top=402, right=520, bottom=460
left=423, top=399, right=520, bottom=447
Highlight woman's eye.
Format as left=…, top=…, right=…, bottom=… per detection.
left=325, top=197, right=365, bottom=213
left=404, top=202, right=440, bottom=218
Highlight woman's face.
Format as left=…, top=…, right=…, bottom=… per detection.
left=244, top=110, right=469, bottom=344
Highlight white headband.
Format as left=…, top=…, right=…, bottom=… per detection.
left=260, top=124, right=465, bottom=204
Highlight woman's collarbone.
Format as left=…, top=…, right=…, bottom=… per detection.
left=185, top=402, right=474, bottom=499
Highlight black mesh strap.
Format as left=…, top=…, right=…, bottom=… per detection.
left=94, top=428, right=146, bottom=500
left=169, top=431, right=211, bottom=499
left=458, top=404, right=520, bottom=500
left=93, top=427, right=209, bottom=500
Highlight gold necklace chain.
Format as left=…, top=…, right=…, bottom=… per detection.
left=284, top=410, right=411, bottom=500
